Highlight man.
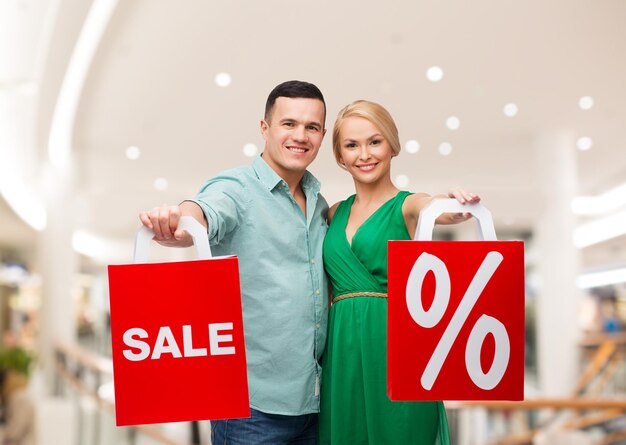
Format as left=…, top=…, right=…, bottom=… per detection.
left=140, top=80, right=328, bottom=444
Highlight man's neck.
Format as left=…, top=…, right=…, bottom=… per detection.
left=260, top=153, right=307, bottom=194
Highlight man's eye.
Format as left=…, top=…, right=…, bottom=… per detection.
left=283, top=122, right=294, bottom=127
left=307, top=125, right=319, bottom=131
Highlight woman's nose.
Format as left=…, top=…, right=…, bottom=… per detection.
left=359, top=146, right=371, bottom=160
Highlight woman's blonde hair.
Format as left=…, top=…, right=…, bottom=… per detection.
left=332, top=100, right=401, bottom=166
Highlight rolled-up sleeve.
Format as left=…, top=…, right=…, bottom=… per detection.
left=191, top=175, right=248, bottom=244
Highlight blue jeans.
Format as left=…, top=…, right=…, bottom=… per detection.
left=210, top=408, right=318, bottom=445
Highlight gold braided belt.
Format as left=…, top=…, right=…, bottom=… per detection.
left=331, top=292, right=388, bottom=304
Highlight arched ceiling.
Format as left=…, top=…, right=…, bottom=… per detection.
left=3, top=0, right=626, bottom=271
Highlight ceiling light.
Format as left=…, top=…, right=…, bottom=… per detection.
left=154, top=177, right=168, bottom=191
left=0, top=263, right=28, bottom=285
left=438, top=142, right=452, bottom=156
left=446, top=116, right=460, bottom=130
left=577, top=267, right=626, bottom=289
left=578, top=96, right=594, bottom=110
left=503, top=103, right=518, bottom=117
left=72, top=230, right=131, bottom=262
left=395, top=174, right=409, bottom=188
left=576, top=137, right=593, bottom=151
left=426, top=66, right=444, bottom=82
left=125, top=145, right=140, bottom=160
left=405, top=140, right=420, bottom=154
left=215, top=72, right=232, bottom=87
left=573, top=209, right=626, bottom=248
left=572, top=182, right=626, bottom=215
left=72, top=230, right=106, bottom=258
left=243, top=143, right=258, bottom=157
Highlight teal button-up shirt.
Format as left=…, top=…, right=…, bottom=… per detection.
left=192, top=155, right=328, bottom=415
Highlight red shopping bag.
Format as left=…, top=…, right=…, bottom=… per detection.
left=388, top=200, right=524, bottom=401
left=108, top=217, right=249, bottom=426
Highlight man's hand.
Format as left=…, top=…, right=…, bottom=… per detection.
left=139, top=203, right=204, bottom=247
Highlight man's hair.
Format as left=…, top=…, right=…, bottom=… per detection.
left=264, top=80, right=326, bottom=124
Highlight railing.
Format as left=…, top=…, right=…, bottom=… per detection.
left=53, top=341, right=202, bottom=445
left=54, top=335, right=626, bottom=445
left=447, top=336, right=626, bottom=445
left=447, top=398, right=626, bottom=445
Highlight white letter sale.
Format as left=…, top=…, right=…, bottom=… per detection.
left=123, top=328, right=150, bottom=361
left=122, top=323, right=236, bottom=362
left=209, top=322, right=235, bottom=355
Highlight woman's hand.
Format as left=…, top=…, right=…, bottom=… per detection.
left=446, top=188, right=481, bottom=222
left=447, top=188, right=480, bottom=204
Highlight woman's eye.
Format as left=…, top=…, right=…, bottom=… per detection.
left=371, top=139, right=381, bottom=145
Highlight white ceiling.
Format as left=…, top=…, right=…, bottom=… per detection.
left=2, top=0, right=626, bottom=272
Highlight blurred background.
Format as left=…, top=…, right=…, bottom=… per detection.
left=1, top=0, right=626, bottom=444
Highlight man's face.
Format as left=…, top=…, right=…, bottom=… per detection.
left=260, top=97, right=326, bottom=180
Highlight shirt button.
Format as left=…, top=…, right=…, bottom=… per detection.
left=315, top=289, right=320, bottom=295
left=310, top=259, right=316, bottom=264
left=316, top=323, right=320, bottom=329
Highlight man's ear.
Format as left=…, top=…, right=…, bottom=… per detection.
left=260, top=119, right=269, bottom=139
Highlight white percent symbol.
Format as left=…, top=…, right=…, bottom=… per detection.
left=406, top=251, right=510, bottom=391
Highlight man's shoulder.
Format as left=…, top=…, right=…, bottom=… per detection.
left=203, top=163, right=257, bottom=188
left=215, top=163, right=255, bottom=179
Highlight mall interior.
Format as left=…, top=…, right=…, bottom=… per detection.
left=1, top=0, right=626, bottom=444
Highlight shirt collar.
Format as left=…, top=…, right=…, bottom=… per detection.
left=252, top=154, right=321, bottom=195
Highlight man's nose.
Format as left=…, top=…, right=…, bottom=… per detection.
left=293, top=125, right=307, bottom=141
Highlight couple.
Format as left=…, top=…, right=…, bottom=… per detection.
left=140, top=80, right=479, bottom=445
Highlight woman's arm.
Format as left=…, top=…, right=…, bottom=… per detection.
left=433, top=188, right=480, bottom=225
left=402, top=189, right=480, bottom=238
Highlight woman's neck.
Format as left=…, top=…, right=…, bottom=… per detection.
left=352, top=178, right=399, bottom=207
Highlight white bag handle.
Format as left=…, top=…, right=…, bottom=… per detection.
left=415, top=199, right=497, bottom=241
left=133, top=216, right=212, bottom=263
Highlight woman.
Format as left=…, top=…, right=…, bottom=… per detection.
left=319, top=100, right=479, bottom=444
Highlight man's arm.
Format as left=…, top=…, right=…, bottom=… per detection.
left=139, top=201, right=207, bottom=247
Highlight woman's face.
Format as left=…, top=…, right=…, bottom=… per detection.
left=338, top=117, right=394, bottom=185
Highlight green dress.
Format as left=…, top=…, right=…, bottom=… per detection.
left=319, top=191, right=450, bottom=445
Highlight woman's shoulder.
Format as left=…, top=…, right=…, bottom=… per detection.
left=327, top=195, right=355, bottom=222
left=402, top=192, right=432, bottom=214
left=328, top=202, right=340, bottom=222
